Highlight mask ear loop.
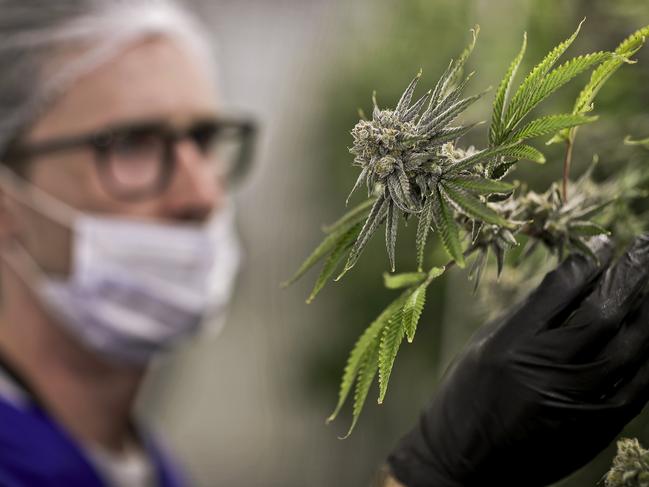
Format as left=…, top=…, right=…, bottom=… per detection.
left=0, top=165, right=80, bottom=229
left=0, top=166, right=81, bottom=290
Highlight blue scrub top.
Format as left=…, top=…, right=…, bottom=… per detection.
left=0, top=353, right=189, bottom=487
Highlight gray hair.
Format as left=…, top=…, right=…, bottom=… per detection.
left=0, top=0, right=216, bottom=158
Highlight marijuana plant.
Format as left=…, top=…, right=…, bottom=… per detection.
left=283, top=22, right=649, bottom=437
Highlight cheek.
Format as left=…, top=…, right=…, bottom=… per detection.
left=13, top=151, right=106, bottom=274
left=28, top=150, right=106, bottom=210
left=8, top=198, right=72, bottom=276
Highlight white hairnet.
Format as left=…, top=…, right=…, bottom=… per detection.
left=0, top=0, right=217, bottom=158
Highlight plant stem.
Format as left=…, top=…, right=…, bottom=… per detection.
left=439, top=244, right=479, bottom=272
left=562, top=138, right=574, bottom=203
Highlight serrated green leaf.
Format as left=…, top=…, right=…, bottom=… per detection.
left=322, top=198, right=376, bottom=233
left=306, top=223, right=361, bottom=303
left=577, top=26, right=648, bottom=115
left=336, top=196, right=388, bottom=280
left=616, top=25, right=649, bottom=55
left=395, top=70, right=422, bottom=115
left=383, top=271, right=426, bottom=290
left=402, top=90, right=432, bottom=122
left=420, top=90, right=487, bottom=137
left=504, top=20, right=584, bottom=134
left=426, top=122, right=481, bottom=147
left=427, top=60, right=454, bottom=112
left=282, top=217, right=364, bottom=288
left=447, top=176, right=515, bottom=194
left=378, top=307, right=405, bottom=404
left=509, top=144, right=546, bottom=163
left=341, top=338, right=379, bottom=438
left=548, top=26, right=649, bottom=145
left=441, top=181, right=515, bottom=229
left=425, top=26, right=479, bottom=114
left=420, top=72, right=475, bottom=127
left=511, top=51, right=610, bottom=134
left=568, top=220, right=610, bottom=237
left=431, top=186, right=466, bottom=268
left=416, top=195, right=435, bottom=271
left=345, top=167, right=369, bottom=206
left=509, top=113, right=598, bottom=143
left=449, top=25, right=480, bottom=87
left=403, top=282, right=428, bottom=343
left=327, top=289, right=411, bottom=425
left=546, top=131, right=570, bottom=146
left=426, top=266, right=446, bottom=282
left=444, top=143, right=544, bottom=175
left=385, top=201, right=399, bottom=272
left=490, top=32, right=527, bottom=146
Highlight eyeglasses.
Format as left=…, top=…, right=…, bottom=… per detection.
left=2, top=116, right=257, bottom=201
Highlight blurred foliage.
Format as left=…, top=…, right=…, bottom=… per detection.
left=295, top=0, right=649, bottom=485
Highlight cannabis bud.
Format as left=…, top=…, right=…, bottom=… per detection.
left=606, top=438, right=649, bottom=487
left=347, top=69, right=481, bottom=215
left=339, top=27, right=529, bottom=277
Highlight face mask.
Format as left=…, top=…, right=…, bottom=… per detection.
left=0, top=167, right=243, bottom=364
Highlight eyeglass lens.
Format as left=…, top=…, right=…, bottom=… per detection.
left=100, top=120, right=250, bottom=199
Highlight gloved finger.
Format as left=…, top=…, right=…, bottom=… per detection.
left=588, top=294, right=649, bottom=400
left=500, top=235, right=613, bottom=339
left=519, top=301, right=649, bottom=403
left=601, top=332, right=649, bottom=420
left=537, top=234, right=649, bottom=362
left=509, top=352, right=611, bottom=401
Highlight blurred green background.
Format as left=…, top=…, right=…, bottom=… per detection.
left=142, top=0, right=649, bottom=485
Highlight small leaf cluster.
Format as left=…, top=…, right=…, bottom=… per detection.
left=467, top=162, right=614, bottom=289
left=325, top=265, right=445, bottom=439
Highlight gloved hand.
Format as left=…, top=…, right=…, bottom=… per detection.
left=387, top=234, right=649, bottom=487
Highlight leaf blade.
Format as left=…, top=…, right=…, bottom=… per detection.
left=378, top=306, right=405, bottom=404
left=341, top=338, right=379, bottom=439
left=336, top=196, right=388, bottom=280
left=447, top=176, right=515, bottom=194
left=441, top=181, right=515, bottom=229
left=402, top=282, right=428, bottom=343
left=431, top=186, right=466, bottom=268
left=509, top=113, right=597, bottom=143
left=326, top=289, right=411, bottom=425
left=383, top=271, right=426, bottom=290
left=416, top=195, right=435, bottom=271
left=490, top=32, right=527, bottom=146
left=306, top=223, right=361, bottom=303
left=322, top=198, right=376, bottom=233
left=503, top=20, right=584, bottom=134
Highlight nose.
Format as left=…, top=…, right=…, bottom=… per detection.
left=160, top=138, right=224, bottom=222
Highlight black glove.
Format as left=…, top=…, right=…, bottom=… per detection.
left=387, top=234, right=649, bottom=487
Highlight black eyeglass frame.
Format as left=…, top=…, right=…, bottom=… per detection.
left=1, top=116, right=258, bottom=201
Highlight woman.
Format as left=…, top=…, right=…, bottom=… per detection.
left=0, top=1, right=648, bottom=486
left=0, top=1, right=247, bottom=485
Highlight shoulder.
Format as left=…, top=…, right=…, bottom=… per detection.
left=0, top=397, right=104, bottom=487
